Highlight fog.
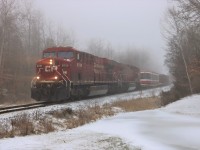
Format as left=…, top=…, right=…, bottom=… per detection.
left=35, top=0, right=169, bottom=73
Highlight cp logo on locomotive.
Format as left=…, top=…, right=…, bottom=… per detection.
left=45, top=65, right=58, bottom=72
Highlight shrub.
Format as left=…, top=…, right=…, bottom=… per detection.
left=160, top=86, right=183, bottom=106
left=50, top=108, right=73, bottom=119
left=40, top=119, right=55, bottom=133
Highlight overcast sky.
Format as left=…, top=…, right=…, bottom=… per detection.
left=35, top=0, right=169, bottom=73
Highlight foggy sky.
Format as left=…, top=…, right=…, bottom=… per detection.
left=35, top=0, right=169, bottom=73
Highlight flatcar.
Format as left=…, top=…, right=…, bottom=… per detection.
left=31, top=46, right=140, bottom=101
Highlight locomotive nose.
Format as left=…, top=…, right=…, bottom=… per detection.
left=35, top=58, right=60, bottom=81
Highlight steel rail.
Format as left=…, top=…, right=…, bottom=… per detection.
left=0, top=102, right=55, bottom=115
left=0, top=99, right=71, bottom=115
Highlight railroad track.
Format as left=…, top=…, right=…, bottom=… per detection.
left=0, top=95, right=103, bottom=115
left=0, top=102, right=55, bottom=115
left=0, top=85, right=170, bottom=115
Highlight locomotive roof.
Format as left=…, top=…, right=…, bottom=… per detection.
left=42, top=46, right=139, bottom=70
left=43, top=46, right=79, bottom=52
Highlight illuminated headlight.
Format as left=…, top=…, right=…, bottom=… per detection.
left=36, top=76, right=40, bottom=80
left=50, top=59, right=53, bottom=65
left=54, top=76, right=58, bottom=80
left=36, top=64, right=42, bottom=68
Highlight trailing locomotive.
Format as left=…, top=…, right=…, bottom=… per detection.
left=31, top=47, right=140, bottom=101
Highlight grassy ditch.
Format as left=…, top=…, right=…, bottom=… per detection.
left=112, top=97, right=161, bottom=112
left=0, top=97, right=161, bottom=139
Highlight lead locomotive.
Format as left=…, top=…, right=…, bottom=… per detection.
left=31, top=47, right=140, bottom=101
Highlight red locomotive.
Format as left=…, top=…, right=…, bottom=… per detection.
left=31, top=47, right=140, bottom=101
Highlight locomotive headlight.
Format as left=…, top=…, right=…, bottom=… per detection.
left=54, top=76, right=58, bottom=80
left=50, top=59, right=53, bottom=65
left=36, top=76, right=40, bottom=80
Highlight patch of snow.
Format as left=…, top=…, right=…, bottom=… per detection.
left=0, top=130, right=138, bottom=150
left=79, top=109, right=200, bottom=150
left=163, top=94, right=200, bottom=116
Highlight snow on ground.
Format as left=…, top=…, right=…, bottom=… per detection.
left=163, top=94, right=200, bottom=116
left=79, top=109, right=200, bottom=150
left=0, top=130, right=138, bottom=150
left=4, top=85, right=200, bottom=150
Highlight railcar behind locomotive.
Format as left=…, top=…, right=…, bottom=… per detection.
left=139, top=71, right=159, bottom=88
left=31, top=47, right=140, bottom=101
left=139, top=71, right=170, bottom=88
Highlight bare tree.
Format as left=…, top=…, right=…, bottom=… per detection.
left=163, top=0, right=200, bottom=95
left=0, top=0, right=17, bottom=75
left=86, top=38, right=115, bottom=60
left=55, top=25, right=76, bottom=46
left=86, top=38, right=105, bottom=57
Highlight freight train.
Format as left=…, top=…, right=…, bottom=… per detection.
left=31, top=47, right=140, bottom=101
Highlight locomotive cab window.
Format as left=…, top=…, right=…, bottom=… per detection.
left=43, top=52, right=56, bottom=58
left=58, top=51, right=74, bottom=59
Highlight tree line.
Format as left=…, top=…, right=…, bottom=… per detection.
left=85, top=38, right=162, bottom=73
left=163, top=0, right=200, bottom=100
left=0, top=0, right=75, bottom=100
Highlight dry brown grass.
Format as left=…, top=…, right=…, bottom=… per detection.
left=0, top=114, right=35, bottom=138
left=0, top=112, right=55, bottom=138
left=0, top=124, right=12, bottom=138
left=111, top=97, right=161, bottom=112
left=45, top=104, right=115, bottom=130
left=39, top=119, right=55, bottom=133
left=50, top=108, right=73, bottom=119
